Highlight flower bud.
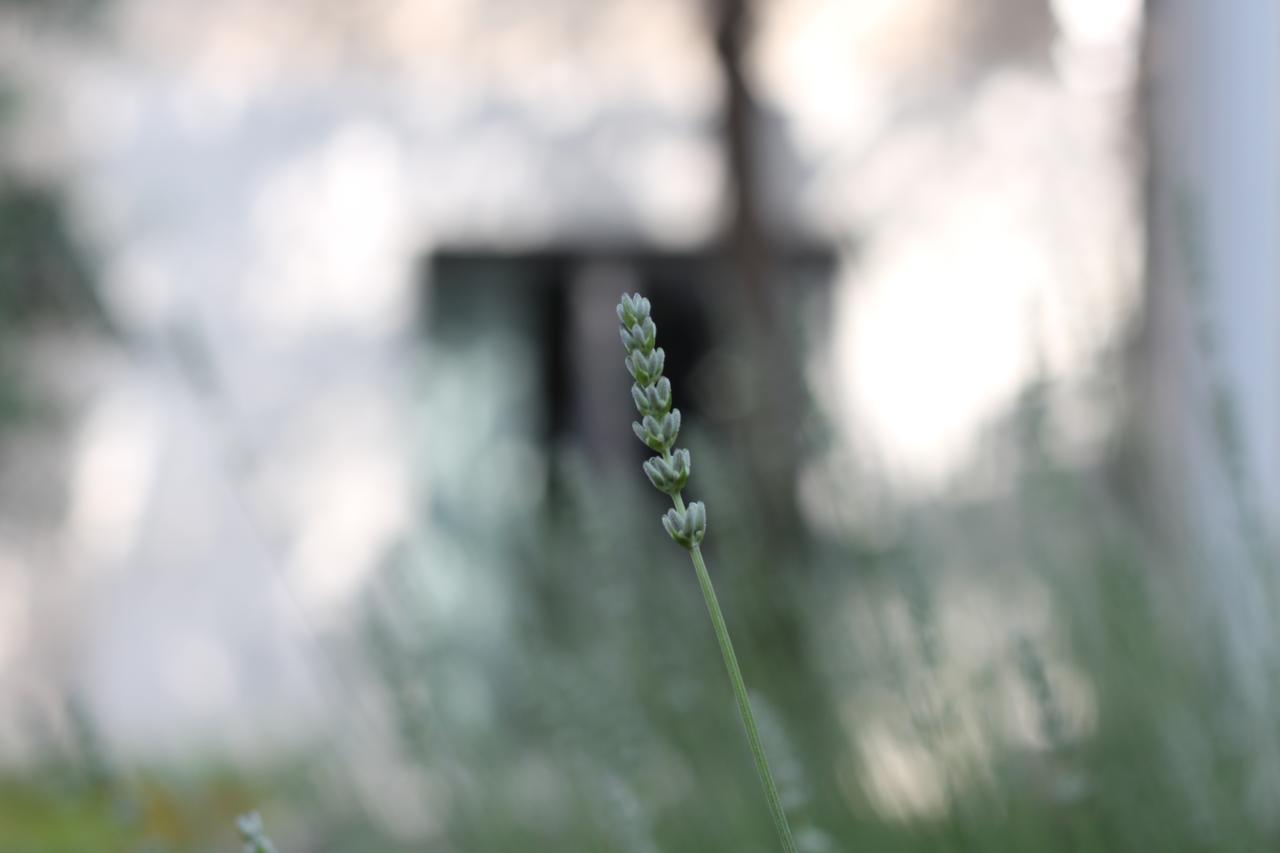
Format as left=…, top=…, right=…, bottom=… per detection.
left=631, top=376, right=672, bottom=416
left=619, top=316, right=657, bottom=354
left=632, top=409, right=681, bottom=452
left=642, top=448, right=691, bottom=495
left=662, top=501, right=707, bottom=549
left=625, top=347, right=665, bottom=386
left=617, top=292, right=652, bottom=327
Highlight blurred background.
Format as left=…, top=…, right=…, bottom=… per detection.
left=0, top=0, right=1277, bottom=850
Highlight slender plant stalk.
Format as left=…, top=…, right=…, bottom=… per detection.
left=617, top=294, right=797, bottom=853
left=689, top=531, right=798, bottom=852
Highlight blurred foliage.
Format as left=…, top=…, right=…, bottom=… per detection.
left=5, top=314, right=1268, bottom=852
left=0, top=713, right=284, bottom=853
left=0, top=182, right=100, bottom=328
left=1, top=338, right=1277, bottom=852
left=0, top=251, right=1270, bottom=851
left=0, top=7, right=106, bottom=426
left=339, top=369, right=1274, bottom=852
left=0, top=768, right=256, bottom=852
left=0, top=180, right=102, bottom=425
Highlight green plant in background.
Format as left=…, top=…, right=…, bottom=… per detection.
left=618, top=292, right=798, bottom=853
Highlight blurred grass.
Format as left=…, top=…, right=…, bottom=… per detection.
left=347, top=391, right=1278, bottom=852
left=1, top=315, right=1276, bottom=852
left=41, top=395, right=1280, bottom=849
left=2, top=392, right=1277, bottom=853
left=0, top=762, right=271, bottom=852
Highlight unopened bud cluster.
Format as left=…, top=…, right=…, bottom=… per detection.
left=618, top=293, right=706, bottom=549
left=237, top=812, right=279, bottom=853
left=662, top=500, right=707, bottom=549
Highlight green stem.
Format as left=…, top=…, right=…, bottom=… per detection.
left=671, top=492, right=798, bottom=853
